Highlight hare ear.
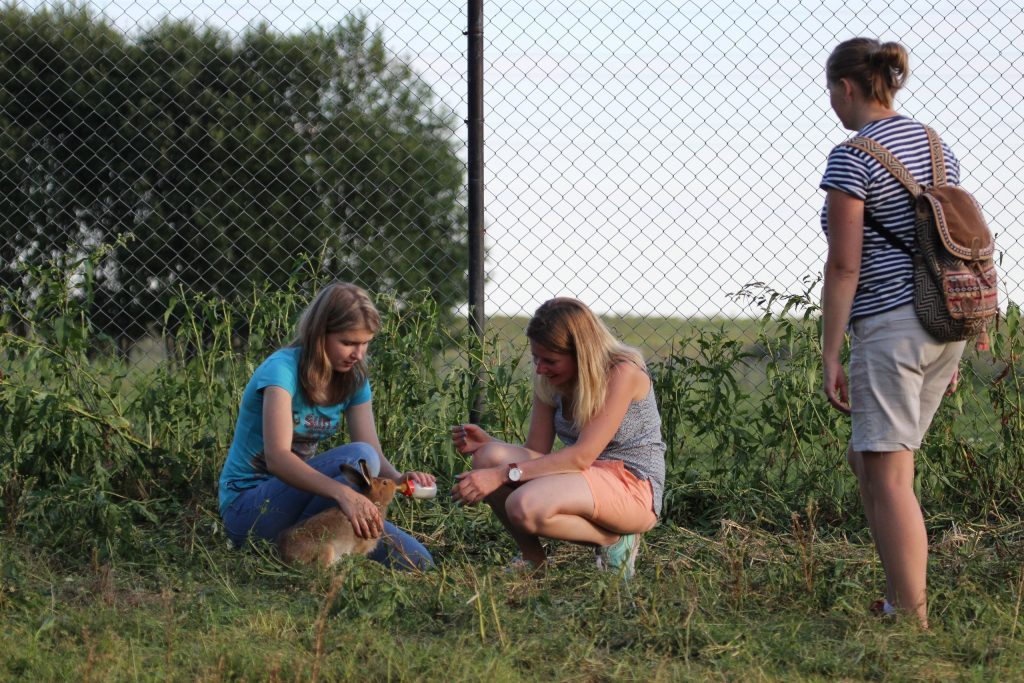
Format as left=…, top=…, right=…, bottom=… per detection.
left=359, top=458, right=374, bottom=483
left=340, top=462, right=372, bottom=491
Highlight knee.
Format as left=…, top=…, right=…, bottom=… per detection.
left=374, top=523, right=435, bottom=571
left=391, top=538, right=435, bottom=571
left=408, top=547, right=435, bottom=570
left=505, top=495, right=543, bottom=534
left=860, top=454, right=914, bottom=496
left=350, top=442, right=381, bottom=475
left=868, top=475, right=912, bottom=499
left=471, top=443, right=510, bottom=470
left=323, top=442, right=381, bottom=477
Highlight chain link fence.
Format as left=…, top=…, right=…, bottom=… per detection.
left=3, top=1, right=1022, bottom=358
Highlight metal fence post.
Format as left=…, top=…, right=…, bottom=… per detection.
left=467, top=0, right=486, bottom=423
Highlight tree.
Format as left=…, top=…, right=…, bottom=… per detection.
left=0, top=7, right=466, bottom=350
left=0, top=5, right=136, bottom=338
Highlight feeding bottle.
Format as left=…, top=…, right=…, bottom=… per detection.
left=398, top=480, right=437, bottom=499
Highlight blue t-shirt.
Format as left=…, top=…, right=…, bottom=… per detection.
left=217, top=347, right=372, bottom=514
left=819, top=116, right=960, bottom=320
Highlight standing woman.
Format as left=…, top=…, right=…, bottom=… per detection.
left=820, top=38, right=964, bottom=626
left=218, top=283, right=434, bottom=570
left=450, top=298, right=665, bottom=578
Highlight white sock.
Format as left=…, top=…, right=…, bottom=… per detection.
left=882, top=599, right=897, bottom=616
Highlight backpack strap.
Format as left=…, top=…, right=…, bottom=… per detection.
left=842, top=125, right=949, bottom=192
left=840, top=135, right=919, bottom=256
left=842, top=136, right=923, bottom=197
left=862, top=211, right=913, bottom=256
left=841, top=127, right=949, bottom=255
left=923, top=126, right=948, bottom=187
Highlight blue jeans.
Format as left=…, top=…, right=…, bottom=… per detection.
left=221, top=442, right=433, bottom=570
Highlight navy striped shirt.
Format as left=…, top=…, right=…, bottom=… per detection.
left=820, top=116, right=960, bottom=320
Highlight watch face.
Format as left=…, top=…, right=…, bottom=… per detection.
left=508, top=465, right=522, bottom=482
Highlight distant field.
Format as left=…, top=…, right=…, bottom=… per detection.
left=124, top=315, right=772, bottom=379
left=455, top=314, right=768, bottom=362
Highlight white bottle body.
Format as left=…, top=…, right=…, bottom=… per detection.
left=401, top=481, right=437, bottom=499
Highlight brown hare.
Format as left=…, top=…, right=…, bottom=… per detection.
left=278, top=459, right=397, bottom=568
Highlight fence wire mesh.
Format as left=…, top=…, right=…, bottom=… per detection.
left=3, top=2, right=1022, bottom=367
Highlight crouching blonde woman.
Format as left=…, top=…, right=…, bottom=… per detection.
left=450, top=298, right=666, bottom=578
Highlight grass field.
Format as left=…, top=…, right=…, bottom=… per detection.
left=3, top=512, right=1022, bottom=682
left=467, top=313, right=765, bottom=360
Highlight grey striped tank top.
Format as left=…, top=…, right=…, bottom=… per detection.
left=554, top=384, right=666, bottom=517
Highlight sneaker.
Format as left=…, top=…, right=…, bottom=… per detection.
left=596, top=533, right=640, bottom=579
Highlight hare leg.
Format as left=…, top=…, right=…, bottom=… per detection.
left=318, top=544, right=337, bottom=569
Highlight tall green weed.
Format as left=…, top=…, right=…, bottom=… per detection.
left=653, top=276, right=1022, bottom=530
left=1, top=252, right=1021, bottom=561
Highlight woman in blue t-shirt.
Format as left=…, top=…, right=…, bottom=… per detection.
left=218, top=282, right=434, bottom=569
left=820, top=38, right=964, bottom=627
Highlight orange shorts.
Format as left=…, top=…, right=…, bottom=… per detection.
left=580, top=459, right=657, bottom=535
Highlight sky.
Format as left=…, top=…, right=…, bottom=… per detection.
left=23, top=0, right=1024, bottom=321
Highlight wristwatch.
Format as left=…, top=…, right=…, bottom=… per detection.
left=507, top=463, right=523, bottom=483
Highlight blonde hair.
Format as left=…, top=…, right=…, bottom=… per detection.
left=291, top=282, right=381, bottom=406
left=826, top=37, right=910, bottom=108
left=526, top=297, right=645, bottom=429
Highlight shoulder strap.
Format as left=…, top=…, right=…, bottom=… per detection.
left=863, top=210, right=913, bottom=256
left=923, top=125, right=948, bottom=187
left=842, top=124, right=949, bottom=193
left=839, top=135, right=916, bottom=255
left=840, top=125, right=951, bottom=257
left=842, top=136, right=923, bottom=196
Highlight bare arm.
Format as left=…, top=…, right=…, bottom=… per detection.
left=261, top=386, right=382, bottom=538
left=345, top=400, right=395, bottom=478
left=450, top=364, right=649, bottom=506
left=512, top=364, right=648, bottom=481
left=523, top=397, right=556, bottom=454
left=822, top=189, right=864, bottom=414
left=451, top=396, right=556, bottom=456
left=347, top=400, right=435, bottom=486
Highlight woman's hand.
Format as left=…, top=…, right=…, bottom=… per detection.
left=945, top=367, right=960, bottom=396
left=450, top=467, right=505, bottom=506
left=397, top=470, right=436, bottom=487
left=335, top=486, right=383, bottom=539
left=451, top=423, right=494, bottom=454
left=823, top=355, right=851, bottom=415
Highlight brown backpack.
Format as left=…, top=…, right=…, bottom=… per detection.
left=843, top=127, right=999, bottom=349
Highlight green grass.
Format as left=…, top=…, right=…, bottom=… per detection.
left=2, top=511, right=1022, bottom=682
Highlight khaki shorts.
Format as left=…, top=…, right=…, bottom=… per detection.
left=580, top=459, right=657, bottom=534
left=849, top=304, right=965, bottom=453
